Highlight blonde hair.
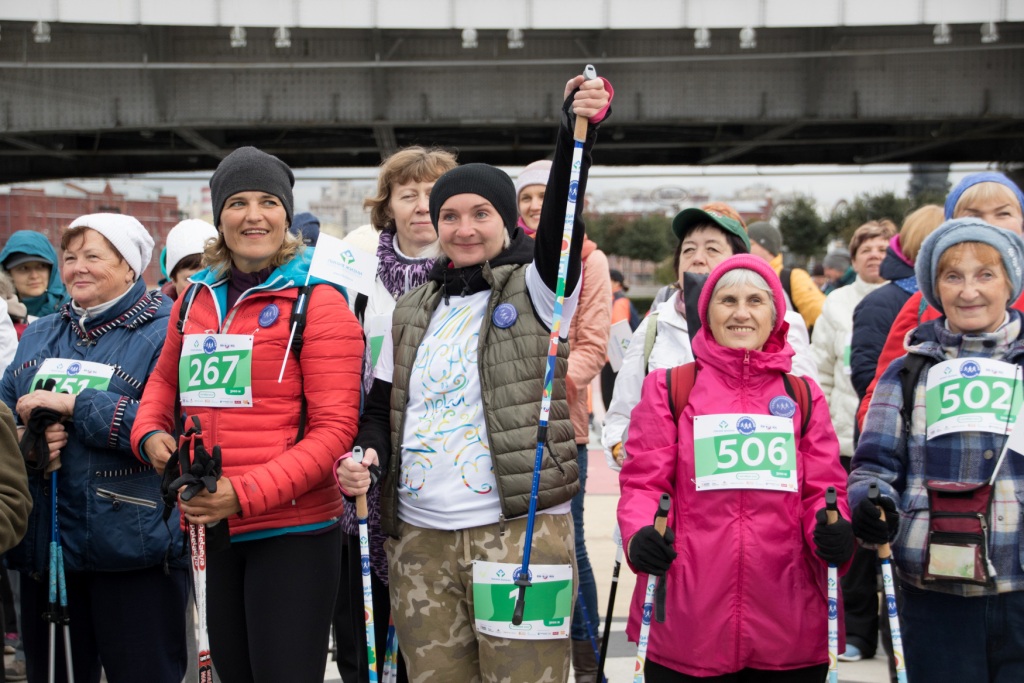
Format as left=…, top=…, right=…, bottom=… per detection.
left=203, top=230, right=303, bottom=277
left=953, top=182, right=1023, bottom=218
left=365, top=147, right=458, bottom=232
left=898, top=205, right=944, bottom=263
left=849, top=220, right=897, bottom=258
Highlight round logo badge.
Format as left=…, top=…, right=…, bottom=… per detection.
left=67, top=362, right=81, bottom=376
left=203, top=336, right=218, bottom=354
left=258, top=303, right=280, bottom=328
left=736, top=416, right=757, bottom=435
left=568, top=180, right=579, bottom=202
left=769, top=395, right=797, bottom=419
left=960, top=360, right=981, bottom=378
left=492, top=303, right=518, bottom=329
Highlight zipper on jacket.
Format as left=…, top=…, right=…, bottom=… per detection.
left=980, top=515, right=998, bottom=578
left=95, top=488, right=158, bottom=509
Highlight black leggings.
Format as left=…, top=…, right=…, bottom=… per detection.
left=206, top=526, right=341, bottom=683
left=645, top=660, right=829, bottom=683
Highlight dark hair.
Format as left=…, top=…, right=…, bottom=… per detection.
left=170, top=253, right=203, bottom=280
left=672, top=224, right=749, bottom=276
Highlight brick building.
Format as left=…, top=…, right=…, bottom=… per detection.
left=0, top=183, right=182, bottom=286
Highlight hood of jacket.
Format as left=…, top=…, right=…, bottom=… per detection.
left=692, top=254, right=794, bottom=377
left=0, top=230, right=68, bottom=316
left=879, top=237, right=915, bottom=281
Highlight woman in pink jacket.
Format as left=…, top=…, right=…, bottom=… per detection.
left=617, top=254, right=854, bottom=681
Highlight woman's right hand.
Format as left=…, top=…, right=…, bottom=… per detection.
left=143, top=432, right=177, bottom=475
left=335, top=447, right=379, bottom=497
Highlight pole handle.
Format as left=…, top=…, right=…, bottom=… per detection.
left=573, top=64, right=597, bottom=141
left=868, top=483, right=893, bottom=560
left=825, top=486, right=839, bottom=525
left=653, top=492, right=670, bottom=535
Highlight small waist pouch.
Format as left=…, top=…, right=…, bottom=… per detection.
left=923, top=479, right=996, bottom=586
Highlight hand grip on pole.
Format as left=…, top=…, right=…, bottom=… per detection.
left=653, top=493, right=670, bottom=623
left=825, top=486, right=839, bottom=525
left=352, top=446, right=369, bottom=519
left=573, top=64, right=598, bottom=141
left=868, top=483, right=892, bottom=560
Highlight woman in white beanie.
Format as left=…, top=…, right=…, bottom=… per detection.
left=164, top=219, right=218, bottom=298
left=0, top=213, right=190, bottom=682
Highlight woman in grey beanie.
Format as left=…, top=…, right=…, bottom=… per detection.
left=135, top=145, right=366, bottom=683
left=850, top=217, right=1024, bottom=682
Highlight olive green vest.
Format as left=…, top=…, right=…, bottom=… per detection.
left=380, top=262, right=579, bottom=536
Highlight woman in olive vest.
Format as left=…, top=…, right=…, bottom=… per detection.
left=336, top=71, right=611, bottom=682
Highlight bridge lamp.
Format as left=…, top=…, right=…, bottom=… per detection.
left=461, top=27, right=478, bottom=49
left=32, top=21, right=51, bottom=44
left=933, top=23, right=951, bottom=45
left=981, top=21, right=999, bottom=44
left=274, top=26, right=291, bottom=49
left=694, top=27, right=710, bottom=49
left=230, top=26, right=247, bottom=48
left=739, top=26, right=756, bottom=49
left=507, top=28, right=524, bottom=50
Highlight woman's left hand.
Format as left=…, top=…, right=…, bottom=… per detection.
left=179, top=478, right=243, bottom=526
left=15, top=390, right=76, bottom=425
left=563, top=74, right=611, bottom=120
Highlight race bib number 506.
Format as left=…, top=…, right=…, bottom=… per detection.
left=693, top=414, right=798, bottom=492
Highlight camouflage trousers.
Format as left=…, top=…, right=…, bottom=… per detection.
left=386, top=512, right=577, bottom=683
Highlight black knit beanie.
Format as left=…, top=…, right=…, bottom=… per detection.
left=429, top=164, right=517, bottom=234
left=210, top=146, right=295, bottom=227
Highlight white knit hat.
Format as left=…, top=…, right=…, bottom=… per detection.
left=165, top=219, right=217, bottom=278
left=67, top=213, right=155, bottom=281
left=514, top=159, right=552, bottom=199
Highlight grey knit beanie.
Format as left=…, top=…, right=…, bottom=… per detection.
left=916, top=217, right=1024, bottom=314
left=429, top=164, right=517, bottom=234
left=210, top=147, right=295, bottom=227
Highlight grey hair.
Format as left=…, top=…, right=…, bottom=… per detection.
left=711, top=269, right=777, bottom=327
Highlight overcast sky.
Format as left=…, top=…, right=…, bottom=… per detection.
left=4, top=162, right=995, bottom=217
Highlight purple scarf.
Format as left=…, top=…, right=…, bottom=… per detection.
left=376, top=229, right=436, bottom=300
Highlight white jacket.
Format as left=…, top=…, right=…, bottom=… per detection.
left=810, top=276, right=887, bottom=456
left=601, top=291, right=818, bottom=470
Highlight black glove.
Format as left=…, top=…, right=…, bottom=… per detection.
left=813, top=508, right=855, bottom=566
left=852, top=497, right=900, bottom=544
left=628, top=526, right=677, bottom=576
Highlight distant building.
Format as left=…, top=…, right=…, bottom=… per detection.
left=309, top=180, right=374, bottom=237
left=0, top=182, right=181, bottom=286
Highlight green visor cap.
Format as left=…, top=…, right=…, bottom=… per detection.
left=672, top=208, right=751, bottom=251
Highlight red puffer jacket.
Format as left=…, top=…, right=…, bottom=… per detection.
left=133, top=272, right=363, bottom=537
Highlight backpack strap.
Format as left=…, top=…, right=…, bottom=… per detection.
left=354, top=292, right=369, bottom=326
left=643, top=312, right=660, bottom=375
left=780, top=268, right=794, bottom=305
left=175, top=282, right=202, bottom=335
left=289, top=284, right=324, bottom=442
left=667, top=362, right=698, bottom=423
left=898, top=354, right=931, bottom=435
left=781, top=373, right=813, bottom=434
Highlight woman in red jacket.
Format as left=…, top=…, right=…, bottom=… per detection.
left=133, top=146, right=364, bottom=683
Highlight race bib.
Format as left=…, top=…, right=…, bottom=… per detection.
left=925, top=358, right=1022, bottom=439
left=179, top=334, right=254, bottom=408
left=842, top=333, right=852, bottom=376
left=693, top=413, right=798, bottom=492
left=471, top=561, right=572, bottom=640
left=34, top=358, right=113, bottom=394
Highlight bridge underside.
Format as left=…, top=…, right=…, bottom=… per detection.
left=0, top=21, right=1020, bottom=182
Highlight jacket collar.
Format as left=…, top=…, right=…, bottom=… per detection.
left=907, top=310, right=1024, bottom=364
left=60, top=279, right=162, bottom=344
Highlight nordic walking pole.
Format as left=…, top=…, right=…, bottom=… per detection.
left=382, top=616, right=398, bottom=683
left=352, top=446, right=379, bottom=682
left=180, top=420, right=215, bottom=683
left=825, top=487, right=840, bottom=683
left=633, top=494, right=670, bottom=683
left=868, top=483, right=908, bottom=683
left=513, top=63, right=598, bottom=626
left=596, top=524, right=623, bottom=683
left=575, top=587, right=607, bottom=683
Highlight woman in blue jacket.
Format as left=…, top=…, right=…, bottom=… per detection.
left=0, top=214, right=187, bottom=683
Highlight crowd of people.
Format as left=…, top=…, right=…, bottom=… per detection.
left=0, top=64, right=1019, bottom=683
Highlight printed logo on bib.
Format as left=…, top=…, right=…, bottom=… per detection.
left=925, top=358, right=1022, bottom=439
left=693, top=413, right=798, bottom=492
left=34, top=358, right=114, bottom=394
left=179, top=334, right=255, bottom=407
